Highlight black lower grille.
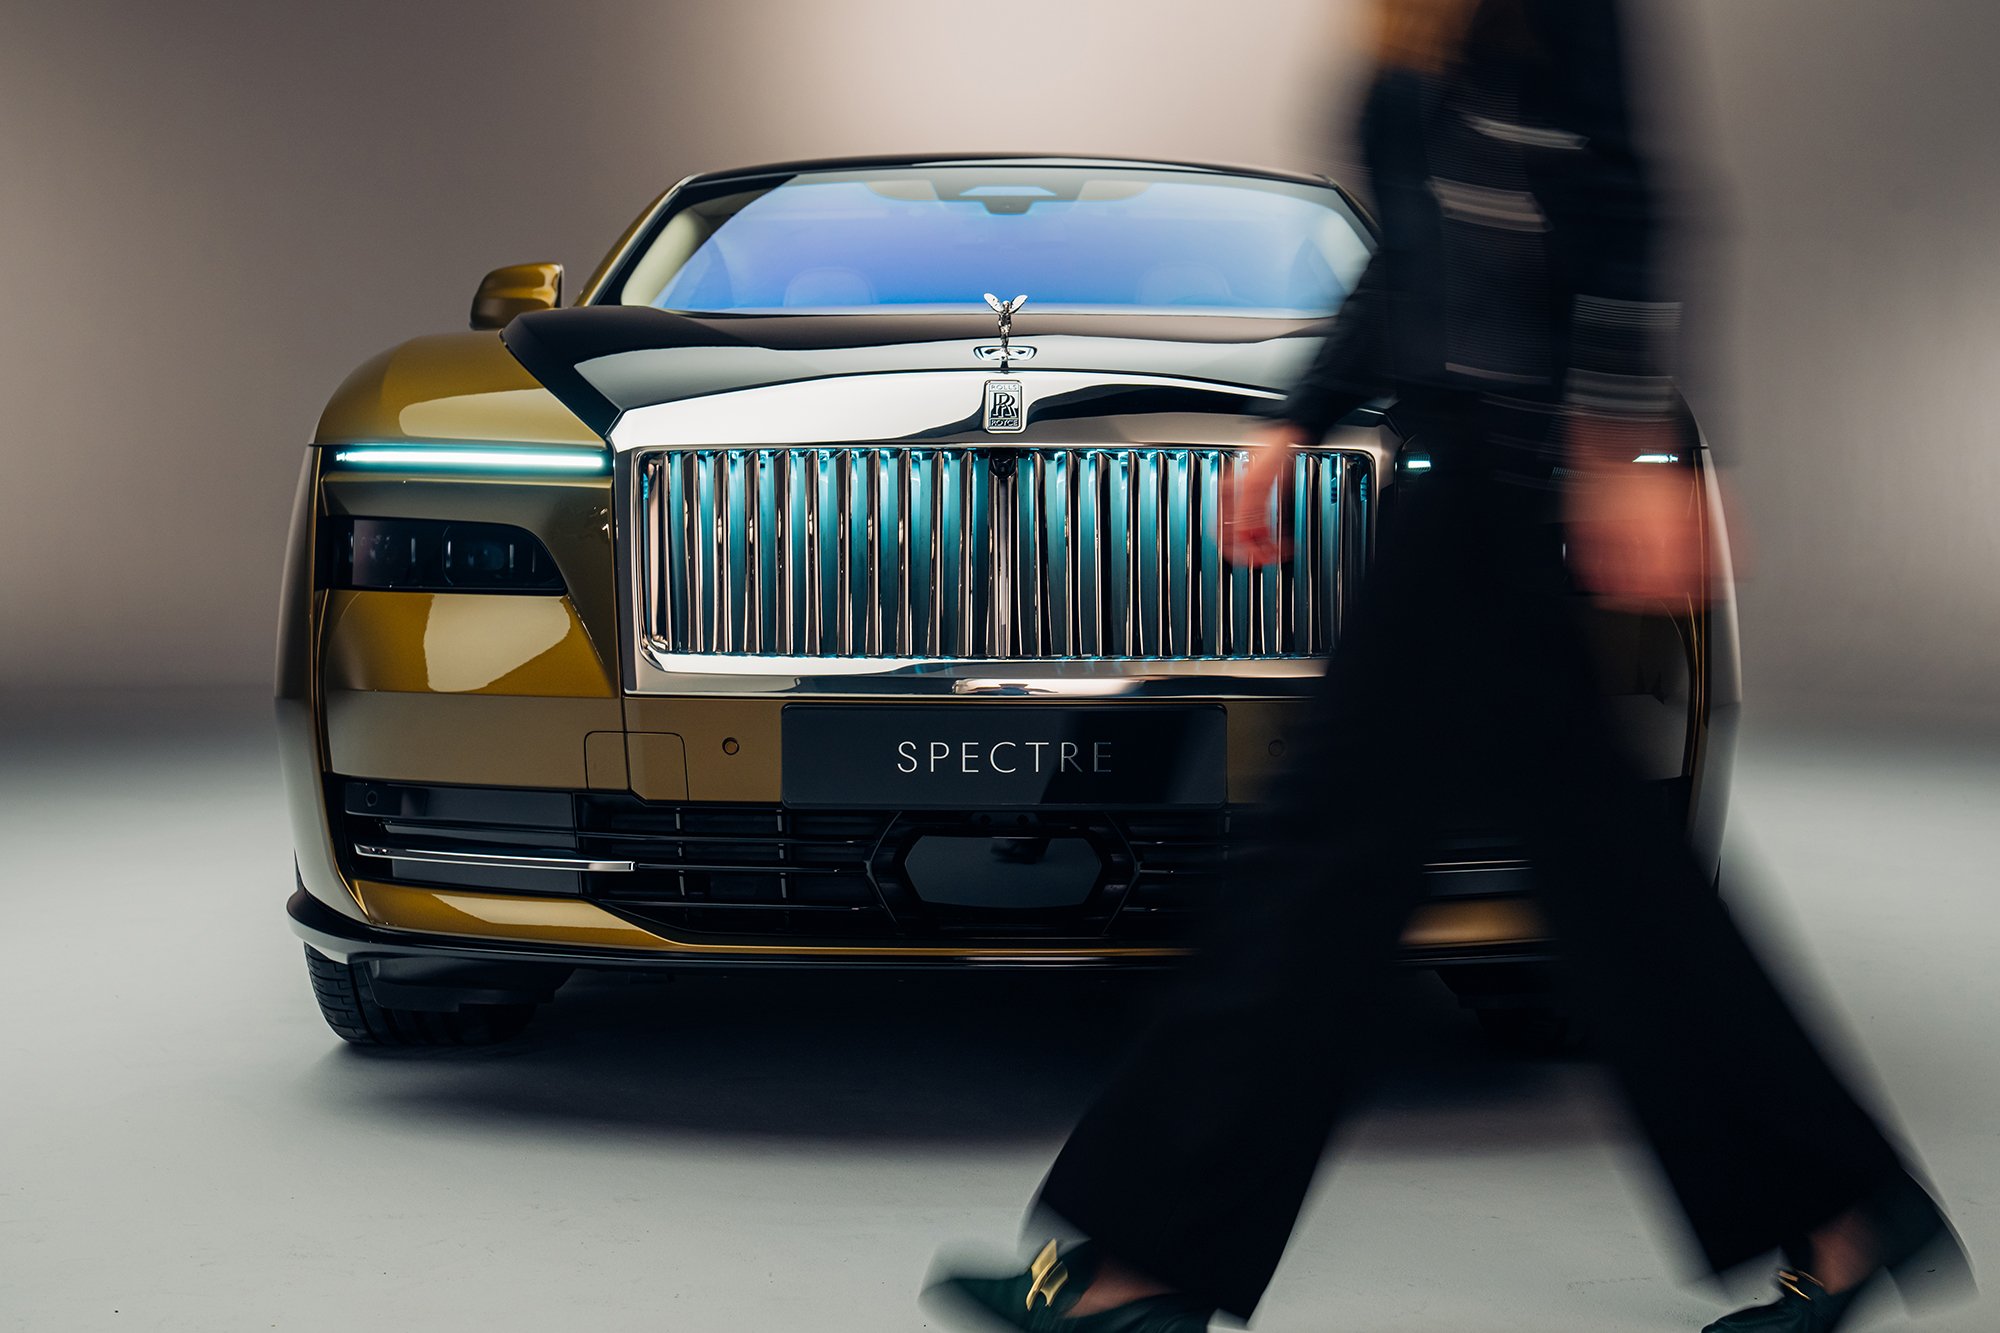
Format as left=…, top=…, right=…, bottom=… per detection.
left=577, top=796, right=1231, bottom=943
left=581, top=799, right=892, bottom=937
left=332, top=777, right=1619, bottom=951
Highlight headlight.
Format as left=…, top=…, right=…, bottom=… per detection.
left=325, top=517, right=566, bottom=594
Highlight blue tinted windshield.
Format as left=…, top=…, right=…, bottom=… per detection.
left=613, top=166, right=1372, bottom=316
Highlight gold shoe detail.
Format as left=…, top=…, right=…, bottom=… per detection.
left=1026, top=1240, right=1070, bottom=1310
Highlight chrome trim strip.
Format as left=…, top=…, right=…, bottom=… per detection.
left=1423, top=861, right=1536, bottom=900
left=629, top=657, right=1332, bottom=689
left=606, top=371, right=1281, bottom=451
left=355, top=844, right=636, bottom=874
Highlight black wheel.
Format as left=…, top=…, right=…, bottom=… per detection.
left=1473, top=1004, right=1576, bottom=1056
left=304, top=946, right=536, bottom=1047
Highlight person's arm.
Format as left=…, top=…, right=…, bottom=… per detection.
left=1532, top=0, right=1680, bottom=427
left=1274, top=248, right=1388, bottom=439
left=1229, top=251, right=1388, bottom=564
left=1525, top=0, right=1706, bottom=610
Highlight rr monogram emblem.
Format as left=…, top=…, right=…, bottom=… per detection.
left=983, top=379, right=1025, bottom=434
left=1025, top=1240, right=1069, bottom=1311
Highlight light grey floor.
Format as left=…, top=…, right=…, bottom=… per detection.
left=1, top=691, right=1993, bottom=1332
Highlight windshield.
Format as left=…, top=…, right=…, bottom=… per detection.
left=611, top=165, right=1372, bottom=317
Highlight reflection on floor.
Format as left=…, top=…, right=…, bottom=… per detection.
left=0, top=690, right=1992, bottom=1331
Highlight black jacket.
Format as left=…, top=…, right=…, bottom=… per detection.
left=1281, top=0, right=1677, bottom=435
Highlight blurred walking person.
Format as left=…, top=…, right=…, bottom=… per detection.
left=923, top=1, right=1970, bottom=1329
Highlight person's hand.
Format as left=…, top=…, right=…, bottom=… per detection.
left=1561, top=415, right=1707, bottom=611
left=1225, top=421, right=1312, bottom=565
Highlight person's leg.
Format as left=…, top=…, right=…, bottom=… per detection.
left=1455, top=452, right=1943, bottom=1284
left=1031, top=448, right=1496, bottom=1321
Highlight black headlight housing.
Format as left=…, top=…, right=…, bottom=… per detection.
left=324, top=517, right=566, bottom=594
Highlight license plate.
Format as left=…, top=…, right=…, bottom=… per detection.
left=781, top=705, right=1227, bottom=808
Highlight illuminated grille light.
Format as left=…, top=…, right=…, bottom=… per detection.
left=636, top=445, right=1373, bottom=661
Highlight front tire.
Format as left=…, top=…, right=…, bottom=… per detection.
left=304, top=946, right=536, bottom=1046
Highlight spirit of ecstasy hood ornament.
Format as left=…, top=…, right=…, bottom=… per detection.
left=982, top=292, right=1028, bottom=370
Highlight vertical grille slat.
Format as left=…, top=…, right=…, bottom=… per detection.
left=782, top=451, right=806, bottom=653
left=1016, top=454, right=1048, bottom=656
left=873, top=449, right=898, bottom=656
left=906, top=451, right=932, bottom=658
left=1290, top=452, right=1313, bottom=655
left=1226, top=450, right=1252, bottom=655
left=1043, top=451, right=1071, bottom=656
left=724, top=450, right=749, bottom=650
left=1107, top=450, right=1133, bottom=655
left=1075, top=451, right=1102, bottom=656
left=1317, top=454, right=1342, bottom=656
left=1198, top=450, right=1224, bottom=655
left=1135, top=450, right=1161, bottom=656
left=1255, top=454, right=1283, bottom=655
left=965, top=451, right=992, bottom=656
left=812, top=450, right=839, bottom=655
left=637, top=445, right=1367, bottom=662
left=937, top=451, right=963, bottom=655
left=842, top=451, right=867, bottom=655
left=694, top=451, right=719, bottom=652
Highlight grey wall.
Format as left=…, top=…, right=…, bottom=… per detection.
left=2, top=0, right=1995, bottom=704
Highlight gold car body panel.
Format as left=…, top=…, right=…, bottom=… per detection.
left=324, top=591, right=611, bottom=697
left=625, top=732, right=689, bottom=800
left=324, top=693, right=624, bottom=788
left=278, top=451, right=366, bottom=921
left=313, top=332, right=601, bottom=447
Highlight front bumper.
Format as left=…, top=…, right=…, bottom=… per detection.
left=289, top=880, right=1177, bottom=971
left=288, top=878, right=1555, bottom=973
left=301, top=770, right=1573, bottom=971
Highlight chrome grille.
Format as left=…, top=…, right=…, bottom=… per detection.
left=635, top=446, right=1369, bottom=661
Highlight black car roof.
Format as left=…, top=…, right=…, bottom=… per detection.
left=680, top=152, right=1335, bottom=190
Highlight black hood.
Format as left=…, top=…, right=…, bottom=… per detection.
left=503, top=306, right=1329, bottom=438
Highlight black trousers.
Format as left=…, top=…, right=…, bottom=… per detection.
left=1036, top=400, right=1909, bottom=1320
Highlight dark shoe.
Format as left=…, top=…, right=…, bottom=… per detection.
left=1701, top=1269, right=1859, bottom=1332
left=923, top=1240, right=1212, bottom=1332
left=1704, top=1175, right=1972, bottom=1332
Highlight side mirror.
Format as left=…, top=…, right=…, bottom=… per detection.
left=470, top=262, right=563, bottom=330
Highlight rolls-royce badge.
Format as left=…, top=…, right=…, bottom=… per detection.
left=983, top=378, right=1025, bottom=434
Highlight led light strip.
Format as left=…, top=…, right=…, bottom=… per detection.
left=330, top=445, right=608, bottom=473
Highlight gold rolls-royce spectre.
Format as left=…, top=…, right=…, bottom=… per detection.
left=279, top=155, right=1738, bottom=1046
